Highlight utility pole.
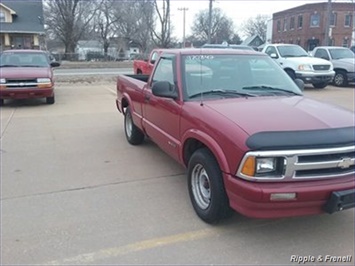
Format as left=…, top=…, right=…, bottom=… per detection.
left=208, top=0, right=213, bottom=44
left=324, top=0, right=332, bottom=46
left=178, top=7, right=188, bottom=48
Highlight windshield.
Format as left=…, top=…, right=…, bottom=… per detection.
left=329, top=48, right=354, bottom=59
left=183, top=54, right=302, bottom=100
left=277, top=45, right=309, bottom=57
left=0, top=52, right=50, bottom=67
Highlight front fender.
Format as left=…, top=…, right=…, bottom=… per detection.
left=181, top=129, right=231, bottom=174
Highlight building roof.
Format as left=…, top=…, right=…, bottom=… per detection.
left=0, top=0, right=45, bottom=34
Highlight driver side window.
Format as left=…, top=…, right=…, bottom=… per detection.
left=265, top=46, right=277, bottom=57
left=151, top=57, right=174, bottom=85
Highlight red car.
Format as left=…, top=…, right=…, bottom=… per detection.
left=0, top=49, right=60, bottom=105
left=116, top=48, right=355, bottom=223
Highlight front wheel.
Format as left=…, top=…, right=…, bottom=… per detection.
left=188, top=148, right=231, bottom=224
left=312, top=82, right=328, bottom=89
left=333, top=70, right=348, bottom=87
left=46, top=96, right=55, bottom=104
left=124, top=107, right=144, bottom=145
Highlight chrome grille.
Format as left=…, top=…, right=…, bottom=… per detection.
left=237, top=146, right=355, bottom=182
left=313, top=65, right=330, bottom=71
left=4, top=79, right=38, bottom=88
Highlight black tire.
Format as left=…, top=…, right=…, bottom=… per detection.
left=312, top=82, right=328, bottom=89
left=285, top=69, right=296, bottom=80
left=137, top=69, right=142, bottom=74
left=46, top=96, right=55, bottom=104
left=333, top=70, right=348, bottom=87
left=188, top=148, right=231, bottom=224
left=124, top=107, right=144, bottom=145
left=0, top=99, right=4, bottom=106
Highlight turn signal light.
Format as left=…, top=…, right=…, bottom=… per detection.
left=241, top=156, right=255, bottom=176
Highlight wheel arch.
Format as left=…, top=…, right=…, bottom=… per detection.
left=182, top=130, right=230, bottom=173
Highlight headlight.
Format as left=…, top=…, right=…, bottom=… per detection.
left=298, top=64, right=312, bottom=71
left=238, top=156, right=285, bottom=180
left=256, top=157, right=277, bottom=173
left=37, top=78, right=51, bottom=83
left=0, top=78, right=6, bottom=84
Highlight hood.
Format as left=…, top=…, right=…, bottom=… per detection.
left=0, top=67, right=52, bottom=79
left=332, top=58, right=355, bottom=71
left=203, top=96, right=354, bottom=136
left=285, top=56, right=332, bottom=65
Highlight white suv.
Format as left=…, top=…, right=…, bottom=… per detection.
left=262, top=44, right=335, bottom=89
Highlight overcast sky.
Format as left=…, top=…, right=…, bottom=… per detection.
left=168, top=0, right=350, bottom=40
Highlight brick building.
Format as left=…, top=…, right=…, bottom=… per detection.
left=272, top=2, right=354, bottom=51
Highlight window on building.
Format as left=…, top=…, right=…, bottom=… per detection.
left=0, top=11, right=5, bottom=22
left=330, top=12, right=337, bottom=27
left=344, top=14, right=352, bottom=27
left=277, top=20, right=281, bottom=32
left=310, top=13, right=320, bottom=27
left=343, top=38, right=349, bottom=47
left=283, top=18, right=288, bottom=31
left=290, top=17, right=295, bottom=30
left=297, top=15, right=303, bottom=28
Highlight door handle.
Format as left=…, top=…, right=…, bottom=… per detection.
left=144, top=94, right=150, bottom=102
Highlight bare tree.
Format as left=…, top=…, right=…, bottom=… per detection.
left=113, top=0, right=155, bottom=53
left=44, top=0, right=102, bottom=58
left=241, top=14, right=270, bottom=42
left=92, top=0, right=119, bottom=58
left=150, top=0, right=173, bottom=48
left=191, top=8, right=236, bottom=44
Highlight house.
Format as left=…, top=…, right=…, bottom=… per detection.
left=272, top=2, right=354, bottom=51
left=75, top=38, right=140, bottom=61
left=0, top=0, right=45, bottom=51
left=241, top=35, right=264, bottom=50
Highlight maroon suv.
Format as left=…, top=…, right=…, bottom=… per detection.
left=0, top=49, right=60, bottom=105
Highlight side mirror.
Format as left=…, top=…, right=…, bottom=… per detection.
left=270, top=53, right=278, bottom=59
left=150, top=59, right=156, bottom=65
left=294, top=78, right=304, bottom=91
left=50, top=61, right=60, bottom=67
left=152, top=81, right=178, bottom=99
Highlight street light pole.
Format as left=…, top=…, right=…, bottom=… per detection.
left=208, top=0, right=213, bottom=44
left=324, top=0, right=332, bottom=46
left=178, top=7, right=188, bottom=48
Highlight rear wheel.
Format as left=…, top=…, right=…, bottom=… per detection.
left=0, top=99, right=4, bottom=106
left=333, top=70, right=348, bottom=87
left=312, top=82, right=328, bottom=89
left=188, top=148, right=231, bottom=224
left=137, top=69, right=142, bottom=74
left=124, top=107, right=144, bottom=145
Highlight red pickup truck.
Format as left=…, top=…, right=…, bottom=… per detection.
left=133, top=49, right=162, bottom=75
left=116, top=48, right=355, bottom=224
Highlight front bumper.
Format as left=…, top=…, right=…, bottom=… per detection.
left=224, top=173, right=355, bottom=219
left=0, top=87, right=54, bottom=100
left=295, top=71, right=335, bottom=84
left=347, top=72, right=355, bottom=82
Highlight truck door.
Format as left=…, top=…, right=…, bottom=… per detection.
left=142, top=55, right=182, bottom=161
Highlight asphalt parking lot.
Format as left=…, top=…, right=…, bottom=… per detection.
left=1, top=80, right=354, bottom=265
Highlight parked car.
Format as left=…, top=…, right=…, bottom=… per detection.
left=0, top=49, right=60, bottom=105
left=350, top=46, right=355, bottom=54
left=311, top=46, right=355, bottom=87
left=116, top=48, right=355, bottom=224
left=262, top=44, right=335, bottom=89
